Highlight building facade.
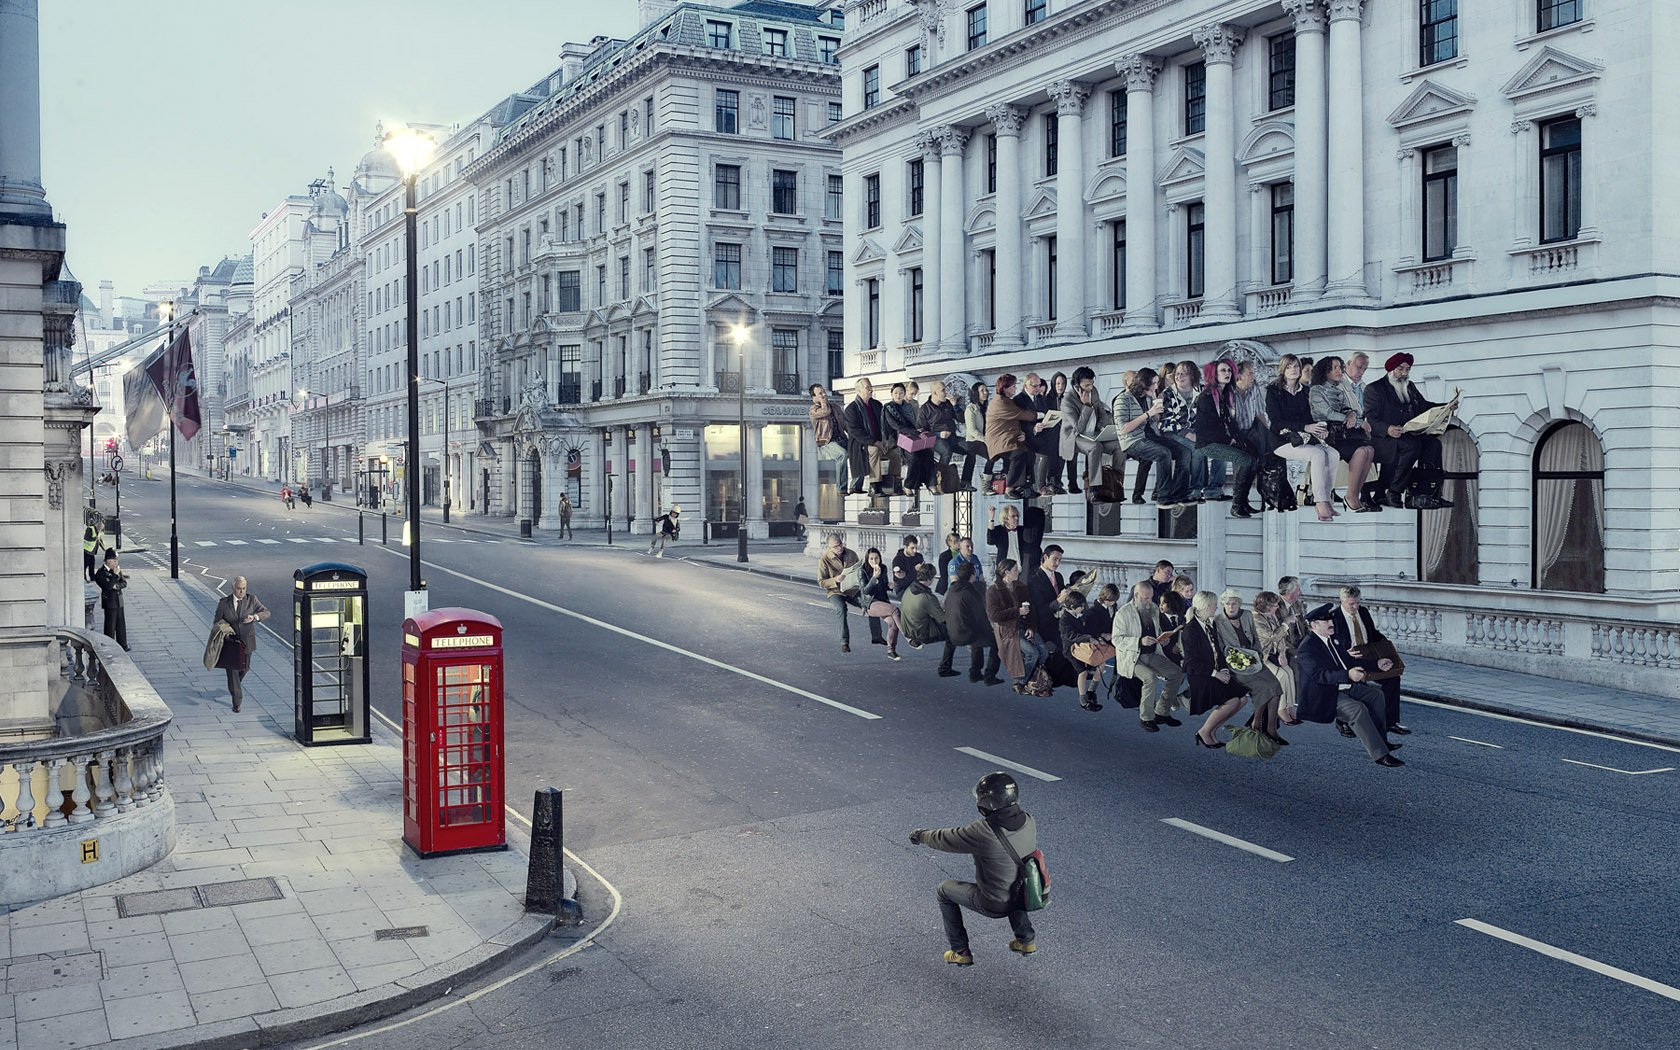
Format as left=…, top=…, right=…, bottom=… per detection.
left=248, top=195, right=312, bottom=481
left=830, top=0, right=1679, bottom=694
left=468, top=1, right=847, bottom=536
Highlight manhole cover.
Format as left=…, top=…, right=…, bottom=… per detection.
left=115, top=887, right=201, bottom=918
left=198, top=877, right=283, bottom=907
left=374, top=926, right=429, bottom=940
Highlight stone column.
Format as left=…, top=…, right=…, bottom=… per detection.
left=745, top=423, right=767, bottom=539
left=1193, top=24, right=1245, bottom=322
left=937, top=126, right=970, bottom=356
left=1285, top=0, right=1329, bottom=298
left=634, top=426, right=653, bottom=533
left=1326, top=0, right=1368, bottom=299
left=985, top=104, right=1026, bottom=351
left=1048, top=81, right=1092, bottom=338
left=1117, top=55, right=1161, bottom=332
left=1394, top=148, right=1419, bottom=266
left=918, top=133, right=943, bottom=358
left=0, top=0, right=49, bottom=217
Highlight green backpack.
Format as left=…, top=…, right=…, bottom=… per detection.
left=989, top=822, right=1051, bottom=912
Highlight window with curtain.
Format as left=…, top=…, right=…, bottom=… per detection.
left=1417, top=426, right=1479, bottom=585
left=1532, top=421, right=1605, bottom=593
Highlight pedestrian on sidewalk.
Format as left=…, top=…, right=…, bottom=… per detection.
left=92, top=548, right=129, bottom=651
left=558, top=493, right=574, bottom=539
left=817, top=531, right=862, bottom=653
left=214, top=577, right=270, bottom=713
left=647, top=505, right=680, bottom=557
left=909, top=772, right=1040, bottom=966
left=793, top=498, right=809, bottom=541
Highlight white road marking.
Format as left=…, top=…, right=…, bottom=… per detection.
left=1160, top=818, right=1294, bottom=863
left=807, top=601, right=829, bottom=608
left=1559, top=759, right=1674, bottom=776
left=1405, top=695, right=1680, bottom=756
left=194, top=540, right=217, bottom=547
left=1455, top=919, right=1680, bottom=1003
left=225, top=539, right=248, bottom=546
left=368, top=548, right=882, bottom=721
left=287, top=537, right=312, bottom=544
left=257, top=539, right=281, bottom=544
left=314, top=537, right=337, bottom=543
left=431, top=537, right=451, bottom=543
left=954, top=747, right=1062, bottom=782
left=1449, top=736, right=1504, bottom=749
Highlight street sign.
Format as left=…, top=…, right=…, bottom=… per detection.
left=110, top=454, right=124, bottom=473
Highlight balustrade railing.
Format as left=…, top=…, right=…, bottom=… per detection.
left=1167, top=300, right=1203, bottom=324
left=716, top=370, right=743, bottom=394
left=1028, top=322, right=1057, bottom=344
left=773, top=372, right=802, bottom=395
left=1591, top=623, right=1680, bottom=670
left=638, top=372, right=652, bottom=395
left=1092, top=310, right=1127, bottom=334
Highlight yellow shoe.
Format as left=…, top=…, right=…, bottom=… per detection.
left=1008, top=939, right=1037, bottom=955
left=943, top=949, right=974, bottom=966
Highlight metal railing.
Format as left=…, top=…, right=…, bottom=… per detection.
left=638, top=372, right=652, bottom=395
left=716, top=370, right=743, bottom=394
left=773, top=372, right=802, bottom=395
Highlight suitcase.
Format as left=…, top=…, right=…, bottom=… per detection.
left=936, top=463, right=961, bottom=494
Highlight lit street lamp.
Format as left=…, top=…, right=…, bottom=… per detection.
left=387, top=125, right=438, bottom=608
left=421, top=376, right=452, bottom=524
left=160, top=299, right=181, bottom=579
left=731, top=324, right=749, bottom=564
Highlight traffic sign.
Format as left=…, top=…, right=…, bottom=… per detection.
left=110, top=454, right=124, bottom=473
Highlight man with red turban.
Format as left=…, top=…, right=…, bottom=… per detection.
left=1362, top=353, right=1452, bottom=509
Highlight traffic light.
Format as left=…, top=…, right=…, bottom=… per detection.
left=105, top=438, right=118, bottom=451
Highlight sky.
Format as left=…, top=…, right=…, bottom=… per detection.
left=39, top=0, right=643, bottom=299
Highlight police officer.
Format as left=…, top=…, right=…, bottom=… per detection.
left=909, top=772, right=1039, bottom=965
left=92, top=548, right=129, bottom=651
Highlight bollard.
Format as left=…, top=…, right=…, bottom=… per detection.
left=381, top=512, right=388, bottom=546
left=524, top=787, right=580, bottom=923
left=358, top=512, right=365, bottom=545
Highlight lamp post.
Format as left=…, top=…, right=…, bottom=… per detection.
left=731, top=325, right=749, bottom=564
left=421, top=376, right=451, bottom=523
left=387, top=126, right=437, bottom=606
left=159, top=299, right=180, bottom=579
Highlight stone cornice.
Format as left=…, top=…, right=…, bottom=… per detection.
left=823, top=97, right=917, bottom=146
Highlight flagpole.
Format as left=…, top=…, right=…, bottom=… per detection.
left=162, top=300, right=179, bottom=579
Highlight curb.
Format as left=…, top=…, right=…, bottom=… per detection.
left=685, top=557, right=812, bottom=588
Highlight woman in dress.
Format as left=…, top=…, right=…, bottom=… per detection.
left=1252, top=590, right=1300, bottom=726
left=858, top=547, right=903, bottom=661
left=985, top=560, right=1047, bottom=694
left=1214, top=588, right=1286, bottom=745
left=1181, top=590, right=1251, bottom=748
left=1194, top=360, right=1259, bottom=517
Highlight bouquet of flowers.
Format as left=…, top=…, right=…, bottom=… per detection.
left=1226, top=645, right=1267, bottom=678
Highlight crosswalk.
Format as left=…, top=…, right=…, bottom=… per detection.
left=170, top=536, right=500, bottom=548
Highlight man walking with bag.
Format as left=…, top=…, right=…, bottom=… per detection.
left=214, top=576, right=270, bottom=713
left=909, top=772, right=1041, bottom=966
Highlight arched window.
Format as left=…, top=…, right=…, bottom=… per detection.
left=1417, top=425, right=1478, bottom=584
left=1532, top=421, right=1605, bottom=593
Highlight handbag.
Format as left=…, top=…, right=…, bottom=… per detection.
left=1088, top=465, right=1128, bottom=504
left=1025, top=666, right=1055, bottom=697
left=987, top=822, right=1051, bottom=912
left=1224, top=724, right=1280, bottom=760
left=897, top=432, right=936, bottom=453
left=1257, top=460, right=1297, bottom=512
left=1070, top=640, right=1116, bottom=668
left=1358, top=637, right=1406, bottom=681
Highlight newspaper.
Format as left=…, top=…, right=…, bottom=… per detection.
left=1402, top=386, right=1462, bottom=436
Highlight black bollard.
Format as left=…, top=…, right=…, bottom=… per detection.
left=525, top=788, right=578, bottom=922
left=381, top=512, right=388, bottom=546
left=358, top=512, right=365, bottom=545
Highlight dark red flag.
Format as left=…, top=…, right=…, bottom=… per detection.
left=146, top=328, right=201, bottom=440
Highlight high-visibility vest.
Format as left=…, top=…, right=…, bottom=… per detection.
left=83, top=530, right=100, bottom=554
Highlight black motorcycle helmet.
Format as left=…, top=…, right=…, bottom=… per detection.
left=973, top=772, right=1019, bottom=813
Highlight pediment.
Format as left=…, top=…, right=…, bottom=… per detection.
left=892, top=224, right=925, bottom=252
left=583, top=308, right=610, bottom=328
left=1023, top=186, right=1058, bottom=221
left=851, top=237, right=887, bottom=265
left=602, top=302, right=629, bottom=323
left=1386, top=80, right=1476, bottom=130
left=1157, top=147, right=1205, bottom=187
left=1238, top=121, right=1297, bottom=163
left=1085, top=169, right=1127, bottom=205
left=963, top=204, right=996, bottom=235
left=702, top=291, right=758, bottom=318
left=629, top=294, right=658, bottom=318
left=1501, top=46, right=1601, bottom=101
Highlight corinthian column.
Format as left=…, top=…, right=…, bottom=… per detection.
left=1116, top=55, right=1161, bottom=332
left=1193, top=24, right=1245, bottom=321
left=937, top=126, right=970, bottom=356
left=1326, top=0, right=1368, bottom=299
left=918, top=132, right=943, bottom=353
left=1047, top=80, right=1092, bottom=339
left=986, top=104, right=1026, bottom=351
left=0, top=0, right=51, bottom=216
left=1284, top=0, right=1328, bottom=298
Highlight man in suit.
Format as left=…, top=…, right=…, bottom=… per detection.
left=92, top=548, right=129, bottom=651
left=841, top=377, right=889, bottom=495
left=1059, top=366, right=1119, bottom=497
left=1023, top=374, right=1063, bottom=495
left=1113, top=581, right=1185, bottom=731
left=1296, top=604, right=1403, bottom=766
left=1027, top=546, right=1070, bottom=652
left=1329, top=585, right=1408, bottom=735
left=214, top=576, right=270, bottom=712
left=1363, top=352, right=1453, bottom=509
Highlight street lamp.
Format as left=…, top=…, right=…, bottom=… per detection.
left=731, top=324, right=749, bottom=564
left=387, top=124, right=437, bottom=607
left=159, top=299, right=181, bottom=579
left=421, top=376, right=451, bottom=524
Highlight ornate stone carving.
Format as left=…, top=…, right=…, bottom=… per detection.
left=1193, top=24, right=1246, bottom=65
left=1282, top=0, right=1328, bottom=33
left=1451, top=132, right=1471, bottom=148
left=45, top=460, right=77, bottom=510
left=910, top=0, right=944, bottom=38
left=941, top=371, right=984, bottom=418
left=1510, top=120, right=1533, bottom=134
left=1575, top=104, right=1598, bottom=119
left=936, top=126, right=970, bottom=156
left=1326, top=0, right=1365, bottom=22
left=749, top=94, right=768, bottom=129
left=1216, top=340, right=1280, bottom=387
left=916, top=130, right=943, bottom=158
left=1048, top=80, right=1091, bottom=117
left=1115, top=54, right=1162, bottom=93
left=986, top=104, right=1026, bottom=137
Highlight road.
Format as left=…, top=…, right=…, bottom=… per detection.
left=101, top=471, right=1680, bottom=1049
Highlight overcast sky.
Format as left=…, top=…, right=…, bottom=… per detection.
left=40, top=1, right=642, bottom=298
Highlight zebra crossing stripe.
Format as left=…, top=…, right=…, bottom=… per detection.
left=225, top=539, right=248, bottom=545
left=287, top=538, right=311, bottom=544
left=314, top=537, right=337, bottom=543
left=257, top=539, right=281, bottom=544
left=194, top=541, right=217, bottom=547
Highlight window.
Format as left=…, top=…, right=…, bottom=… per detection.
left=1422, top=144, right=1458, bottom=261
left=1532, top=421, right=1604, bottom=593
left=619, top=256, right=630, bottom=299
left=645, top=96, right=655, bottom=136
left=1420, top=0, right=1458, bottom=67
left=643, top=169, right=655, bottom=212
left=819, top=36, right=841, bottom=64
left=619, top=111, right=629, bottom=147
left=772, top=95, right=796, bottom=140
left=772, top=169, right=799, bottom=214
left=1184, top=61, right=1207, bottom=135
left=714, top=242, right=742, bottom=289
left=826, top=173, right=844, bottom=219
left=1046, top=236, right=1057, bottom=320
left=909, top=267, right=924, bottom=342
left=772, top=329, right=799, bottom=382
left=905, top=44, right=922, bottom=77
left=763, top=27, right=788, bottom=57
left=864, top=173, right=881, bottom=228
left=1268, top=31, right=1296, bottom=110
left=1271, top=183, right=1295, bottom=284
left=1108, top=89, right=1127, bottom=157
left=827, top=330, right=844, bottom=386
left=827, top=250, right=844, bottom=295
left=1186, top=202, right=1205, bottom=298
left=1538, top=0, right=1583, bottom=32
left=985, top=249, right=996, bottom=329
left=1540, top=116, right=1582, bottom=243
left=967, top=4, right=987, bottom=50
left=643, top=246, right=655, bottom=291
left=1024, top=0, right=1047, bottom=26
left=986, top=134, right=997, bottom=193
left=715, top=89, right=739, bottom=133
left=1418, top=426, right=1480, bottom=585
left=863, top=66, right=880, bottom=109
left=1043, top=112, right=1058, bottom=176
left=1111, top=220, right=1127, bottom=310
left=558, top=271, right=580, bottom=311
left=828, top=101, right=843, bottom=126
left=596, top=265, right=607, bottom=303
left=618, top=183, right=630, bottom=223
left=706, top=20, right=733, bottom=49
left=773, top=247, right=799, bottom=293
left=715, top=164, right=741, bottom=209
left=865, top=278, right=881, bottom=348
left=908, top=158, right=924, bottom=216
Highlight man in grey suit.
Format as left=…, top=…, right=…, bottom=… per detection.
left=213, top=576, right=270, bottom=712
left=1058, top=366, right=1119, bottom=495
left=1113, top=581, right=1186, bottom=732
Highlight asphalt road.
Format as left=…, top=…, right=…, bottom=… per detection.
left=101, top=471, right=1680, bottom=1050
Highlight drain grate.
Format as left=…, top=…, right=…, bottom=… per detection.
left=114, top=888, right=202, bottom=918
left=374, top=925, right=430, bottom=940
left=198, top=877, right=283, bottom=907
left=115, top=877, right=284, bottom=918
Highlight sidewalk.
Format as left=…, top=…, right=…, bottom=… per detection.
left=0, top=569, right=555, bottom=1050
left=681, top=547, right=1680, bottom=748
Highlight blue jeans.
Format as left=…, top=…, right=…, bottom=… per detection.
left=1141, top=436, right=1196, bottom=503
left=1019, top=631, right=1049, bottom=684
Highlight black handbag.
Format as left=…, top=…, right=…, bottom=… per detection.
left=1257, top=460, right=1297, bottom=512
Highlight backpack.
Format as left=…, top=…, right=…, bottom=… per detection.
left=988, top=821, right=1051, bottom=912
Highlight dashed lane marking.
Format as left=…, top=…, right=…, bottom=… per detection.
left=954, top=747, right=1062, bottom=782
left=1449, top=736, right=1505, bottom=749
left=256, top=539, right=281, bottom=545
left=1559, top=759, right=1674, bottom=776
left=1160, top=818, right=1294, bottom=863
left=1455, top=919, right=1680, bottom=1003
left=1405, top=695, right=1680, bottom=756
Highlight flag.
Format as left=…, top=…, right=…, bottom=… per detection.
left=146, top=328, right=202, bottom=441
left=123, top=346, right=168, bottom=448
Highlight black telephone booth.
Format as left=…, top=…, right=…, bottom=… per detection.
left=292, top=561, right=372, bottom=746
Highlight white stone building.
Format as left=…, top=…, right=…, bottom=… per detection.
left=248, top=195, right=313, bottom=481
left=829, top=0, right=1679, bottom=695
left=468, top=0, right=847, bottom=536
left=220, top=256, right=256, bottom=477
left=287, top=176, right=363, bottom=499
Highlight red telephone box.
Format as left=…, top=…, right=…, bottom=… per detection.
left=401, top=608, right=508, bottom=857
